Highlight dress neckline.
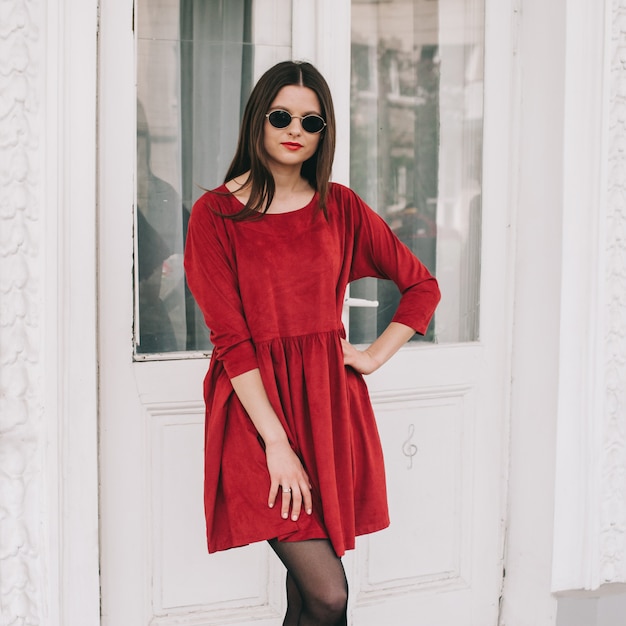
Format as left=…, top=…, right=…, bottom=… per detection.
left=219, top=184, right=318, bottom=216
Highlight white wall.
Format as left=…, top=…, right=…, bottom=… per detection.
left=557, top=592, right=626, bottom=626
left=497, top=0, right=566, bottom=619
left=0, top=1, right=100, bottom=625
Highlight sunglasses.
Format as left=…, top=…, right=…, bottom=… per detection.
left=265, top=109, right=327, bottom=134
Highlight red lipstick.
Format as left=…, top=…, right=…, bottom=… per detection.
left=282, top=142, right=302, bottom=151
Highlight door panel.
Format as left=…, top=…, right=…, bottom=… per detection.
left=352, top=348, right=482, bottom=624
left=370, top=387, right=472, bottom=587
left=147, top=400, right=283, bottom=622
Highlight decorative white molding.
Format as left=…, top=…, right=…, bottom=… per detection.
left=600, top=0, right=626, bottom=586
left=0, top=0, right=100, bottom=624
left=44, top=0, right=101, bottom=621
left=551, top=0, right=610, bottom=593
left=553, top=0, right=626, bottom=594
left=369, top=384, right=473, bottom=405
left=0, top=1, right=45, bottom=624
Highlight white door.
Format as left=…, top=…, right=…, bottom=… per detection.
left=99, top=1, right=512, bottom=624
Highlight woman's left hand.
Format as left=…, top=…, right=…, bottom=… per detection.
left=341, top=338, right=380, bottom=375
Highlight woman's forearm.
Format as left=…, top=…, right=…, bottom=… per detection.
left=230, top=368, right=288, bottom=446
left=365, top=321, right=416, bottom=368
left=230, top=367, right=313, bottom=519
left=342, top=321, right=415, bottom=375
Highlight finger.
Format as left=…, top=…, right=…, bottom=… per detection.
left=302, top=482, right=313, bottom=515
left=268, top=481, right=279, bottom=509
left=281, top=487, right=292, bottom=519
left=290, top=488, right=303, bottom=521
left=298, top=471, right=313, bottom=515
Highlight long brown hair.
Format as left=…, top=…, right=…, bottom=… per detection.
left=222, top=61, right=336, bottom=220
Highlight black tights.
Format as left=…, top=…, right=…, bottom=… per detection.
left=268, top=538, right=348, bottom=626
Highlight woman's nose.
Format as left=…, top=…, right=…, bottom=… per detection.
left=287, top=119, right=303, bottom=134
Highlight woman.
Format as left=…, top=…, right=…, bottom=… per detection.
left=184, top=60, right=440, bottom=626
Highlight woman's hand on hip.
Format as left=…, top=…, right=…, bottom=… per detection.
left=265, top=439, right=312, bottom=522
left=341, top=338, right=380, bottom=375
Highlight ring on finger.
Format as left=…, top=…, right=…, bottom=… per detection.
left=282, top=487, right=291, bottom=493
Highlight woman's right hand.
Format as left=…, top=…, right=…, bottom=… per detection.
left=264, top=439, right=313, bottom=522
left=228, top=369, right=313, bottom=522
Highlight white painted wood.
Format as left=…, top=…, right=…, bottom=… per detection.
left=352, top=384, right=476, bottom=624
left=42, top=0, right=101, bottom=625
left=552, top=0, right=611, bottom=594
left=146, top=403, right=285, bottom=624
left=99, top=1, right=510, bottom=624
left=356, top=347, right=506, bottom=623
left=496, top=0, right=565, bottom=623
left=99, top=0, right=149, bottom=623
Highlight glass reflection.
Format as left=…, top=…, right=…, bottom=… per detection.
left=135, top=0, right=262, bottom=355
left=136, top=100, right=186, bottom=352
left=349, top=0, right=484, bottom=344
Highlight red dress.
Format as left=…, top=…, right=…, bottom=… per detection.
left=184, top=182, right=440, bottom=557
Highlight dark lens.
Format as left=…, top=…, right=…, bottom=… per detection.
left=268, top=110, right=291, bottom=128
left=302, top=115, right=325, bottom=133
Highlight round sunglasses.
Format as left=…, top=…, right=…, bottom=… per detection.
left=265, top=109, right=327, bottom=134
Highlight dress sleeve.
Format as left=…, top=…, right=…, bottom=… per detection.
left=184, top=195, right=258, bottom=378
left=348, top=191, right=441, bottom=335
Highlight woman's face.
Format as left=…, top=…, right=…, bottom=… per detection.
left=263, top=85, right=323, bottom=172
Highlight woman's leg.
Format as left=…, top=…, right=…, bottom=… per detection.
left=268, top=538, right=348, bottom=626
left=282, top=572, right=302, bottom=626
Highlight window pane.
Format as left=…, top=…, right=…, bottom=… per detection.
left=135, top=0, right=292, bottom=356
left=349, top=0, right=484, bottom=344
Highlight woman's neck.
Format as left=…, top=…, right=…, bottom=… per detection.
left=227, top=169, right=314, bottom=213
left=270, top=167, right=309, bottom=195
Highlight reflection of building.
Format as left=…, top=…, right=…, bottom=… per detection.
left=350, top=1, right=481, bottom=342
left=136, top=100, right=185, bottom=352
left=390, top=205, right=437, bottom=266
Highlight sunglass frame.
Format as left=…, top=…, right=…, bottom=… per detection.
left=265, top=110, right=327, bottom=134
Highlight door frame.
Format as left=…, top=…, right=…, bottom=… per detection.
left=42, top=1, right=100, bottom=625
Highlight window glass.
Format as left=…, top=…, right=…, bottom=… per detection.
left=135, top=0, right=291, bottom=356
left=349, top=0, right=484, bottom=344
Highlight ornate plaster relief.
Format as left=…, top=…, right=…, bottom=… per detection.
left=601, top=0, right=626, bottom=584
left=0, top=0, right=44, bottom=623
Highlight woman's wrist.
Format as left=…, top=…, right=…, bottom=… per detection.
left=363, top=348, right=383, bottom=372
left=262, top=432, right=290, bottom=448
